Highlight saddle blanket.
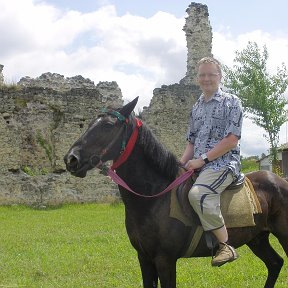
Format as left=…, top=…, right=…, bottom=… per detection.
left=170, top=176, right=262, bottom=228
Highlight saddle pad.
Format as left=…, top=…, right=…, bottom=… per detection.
left=170, top=176, right=262, bottom=228
left=220, top=177, right=262, bottom=227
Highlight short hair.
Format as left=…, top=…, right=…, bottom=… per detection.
left=197, top=57, right=222, bottom=74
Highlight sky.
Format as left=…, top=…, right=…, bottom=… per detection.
left=1, top=0, right=288, bottom=157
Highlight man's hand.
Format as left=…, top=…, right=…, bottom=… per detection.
left=185, top=158, right=205, bottom=170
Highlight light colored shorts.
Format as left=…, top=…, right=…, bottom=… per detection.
left=188, top=167, right=233, bottom=231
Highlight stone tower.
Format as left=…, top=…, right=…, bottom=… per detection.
left=181, top=2, right=213, bottom=85
left=0, top=64, right=4, bottom=85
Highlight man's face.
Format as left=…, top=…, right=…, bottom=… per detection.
left=197, top=63, right=221, bottom=97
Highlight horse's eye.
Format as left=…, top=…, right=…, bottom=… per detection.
left=102, top=122, right=114, bottom=129
left=88, top=117, right=103, bottom=128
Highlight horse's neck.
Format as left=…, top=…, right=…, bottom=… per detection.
left=116, top=144, right=172, bottom=201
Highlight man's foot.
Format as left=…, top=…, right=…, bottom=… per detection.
left=211, top=242, right=239, bottom=267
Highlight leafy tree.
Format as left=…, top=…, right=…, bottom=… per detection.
left=223, top=41, right=288, bottom=169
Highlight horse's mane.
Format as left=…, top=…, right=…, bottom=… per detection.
left=138, top=122, right=179, bottom=180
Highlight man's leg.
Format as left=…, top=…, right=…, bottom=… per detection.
left=188, top=168, right=239, bottom=266
left=212, top=225, right=228, bottom=243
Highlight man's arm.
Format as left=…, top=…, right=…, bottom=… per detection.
left=206, top=133, right=239, bottom=161
left=180, top=142, right=194, bottom=166
left=185, top=133, right=239, bottom=170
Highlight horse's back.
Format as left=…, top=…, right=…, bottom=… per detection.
left=246, top=170, right=288, bottom=197
left=246, top=170, right=288, bottom=222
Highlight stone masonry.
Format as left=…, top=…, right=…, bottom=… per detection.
left=0, top=79, right=123, bottom=205
left=181, top=2, right=212, bottom=85
left=0, top=2, right=212, bottom=205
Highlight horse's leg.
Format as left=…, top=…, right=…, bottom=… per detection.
left=154, top=255, right=177, bottom=288
left=247, top=232, right=284, bottom=288
left=138, top=253, right=158, bottom=288
left=270, top=210, right=288, bottom=257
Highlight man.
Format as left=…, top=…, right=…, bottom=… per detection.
left=180, top=57, right=243, bottom=267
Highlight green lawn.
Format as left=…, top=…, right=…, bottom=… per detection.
left=0, top=204, right=287, bottom=287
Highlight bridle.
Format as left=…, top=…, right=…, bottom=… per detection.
left=88, top=110, right=128, bottom=169
left=89, top=110, right=142, bottom=171
left=88, top=109, right=194, bottom=198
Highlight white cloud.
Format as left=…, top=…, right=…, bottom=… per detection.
left=1, top=1, right=186, bottom=108
left=241, top=118, right=269, bottom=157
left=213, top=29, right=288, bottom=74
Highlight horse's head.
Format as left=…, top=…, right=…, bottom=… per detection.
left=64, top=97, right=139, bottom=178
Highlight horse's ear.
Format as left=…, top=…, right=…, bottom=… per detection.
left=119, top=97, right=139, bottom=117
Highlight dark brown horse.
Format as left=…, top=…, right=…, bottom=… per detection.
left=64, top=97, right=288, bottom=288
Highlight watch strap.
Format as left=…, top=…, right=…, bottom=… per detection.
left=201, top=153, right=210, bottom=164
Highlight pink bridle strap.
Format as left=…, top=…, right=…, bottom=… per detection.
left=111, top=118, right=142, bottom=170
left=107, top=168, right=194, bottom=198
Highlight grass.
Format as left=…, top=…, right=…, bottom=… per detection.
left=0, top=203, right=287, bottom=287
left=241, top=157, right=259, bottom=173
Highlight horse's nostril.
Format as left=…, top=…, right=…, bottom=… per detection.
left=66, top=153, right=80, bottom=171
left=69, top=155, right=77, bottom=164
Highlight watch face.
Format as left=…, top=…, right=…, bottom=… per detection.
left=201, top=153, right=209, bottom=163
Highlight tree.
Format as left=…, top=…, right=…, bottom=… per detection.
left=223, top=41, right=288, bottom=169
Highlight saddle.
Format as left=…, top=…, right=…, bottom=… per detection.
left=170, top=170, right=262, bottom=229
left=227, top=173, right=245, bottom=190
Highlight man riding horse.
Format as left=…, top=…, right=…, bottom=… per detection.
left=180, top=57, right=243, bottom=267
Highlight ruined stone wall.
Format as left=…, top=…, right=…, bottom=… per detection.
left=0, top=2, right=212, bottom=205
left=0, top=80, right=122, bottom=173
left=0, top=76, right=122, bottom=205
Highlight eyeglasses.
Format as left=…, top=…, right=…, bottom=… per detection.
left=197, top=73, right=220, bottom=79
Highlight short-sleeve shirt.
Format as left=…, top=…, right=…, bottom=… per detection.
left=187, top=89, right=243, bottom=177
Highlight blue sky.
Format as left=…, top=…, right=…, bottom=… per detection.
left=1, top=0, right=288, bottom=156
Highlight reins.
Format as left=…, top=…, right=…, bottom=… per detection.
left=108, top=168, right=194, bottom=198
left=96, top=112, right=194, bottom=198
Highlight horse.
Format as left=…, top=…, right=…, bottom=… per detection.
left=64, top=97, right=288, bottom=288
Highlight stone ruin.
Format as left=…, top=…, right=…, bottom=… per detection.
left=18, top=72, right=97, bottom=90
left=181, top=2, right=212, bottom=85
left=0, top=2, right=212, bottom=205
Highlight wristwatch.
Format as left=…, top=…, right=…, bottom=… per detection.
left=201, top=153, right=210, bottom=164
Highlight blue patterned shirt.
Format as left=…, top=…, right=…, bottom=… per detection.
left=187, top=89, right=243, bottom=177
